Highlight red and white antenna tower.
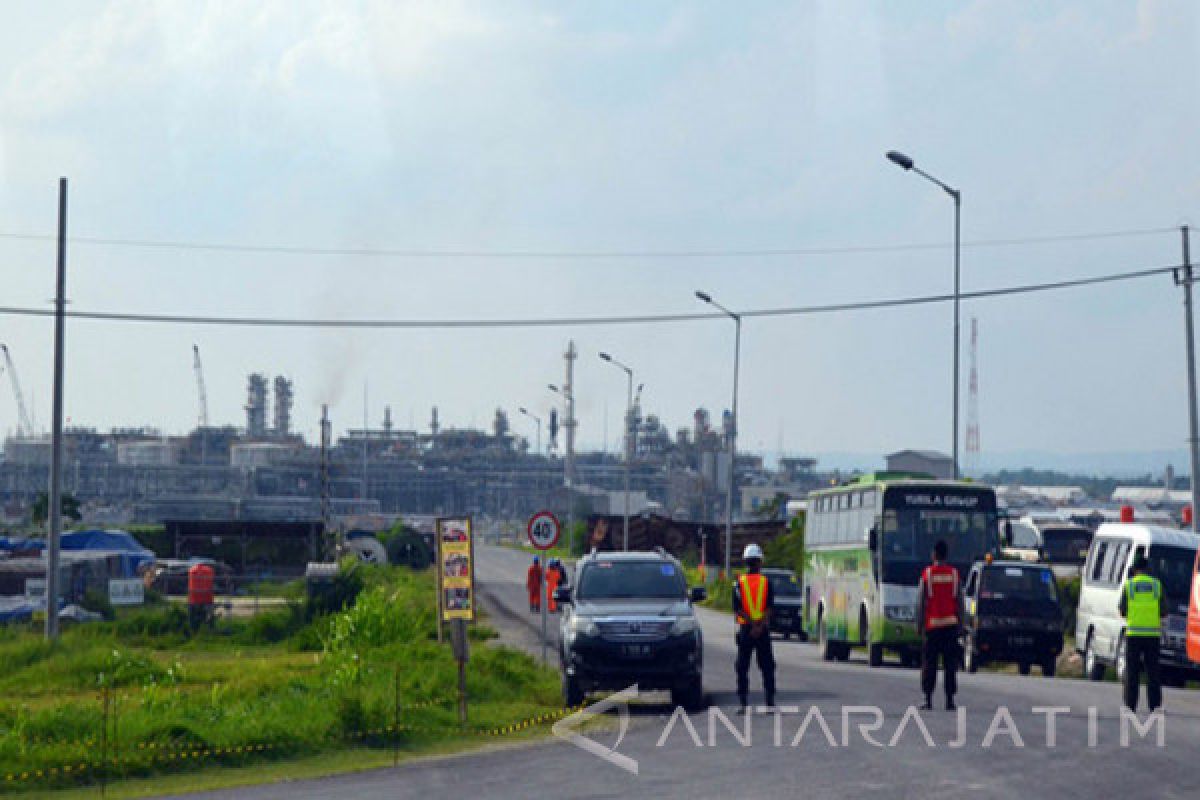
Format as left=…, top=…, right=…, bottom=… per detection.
left=965, top=317, right=981, bottom=475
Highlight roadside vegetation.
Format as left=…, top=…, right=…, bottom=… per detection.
left=0, top=564, right=561, bottom=793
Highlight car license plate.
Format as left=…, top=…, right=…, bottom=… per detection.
left=1009, top=635, right=1033, bottom=647
left=622, top=644, right=651, bottom=658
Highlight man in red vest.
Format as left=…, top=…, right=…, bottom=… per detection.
left=733, top=543, right=776, bottom=713
left=915, top=539, right=963, bottom=711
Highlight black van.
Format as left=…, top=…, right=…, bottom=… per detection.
left=962, top=560, right=1064, bottom=676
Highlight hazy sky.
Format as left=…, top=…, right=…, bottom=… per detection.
left=0, top=1, right=1197, bottom=460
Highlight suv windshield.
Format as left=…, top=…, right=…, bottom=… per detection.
left=577, top=560, right=686, bottom=600
left=1147, top=546, right=1195, bottom=610
left=766, top=572, right=801, bottom=596
left=1041, top=528, right=1091, bottom=564
left=979, top=566, right=1059, bottom=612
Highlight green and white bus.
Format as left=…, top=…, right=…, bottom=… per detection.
left=802, top=474, right=1001, bottom=667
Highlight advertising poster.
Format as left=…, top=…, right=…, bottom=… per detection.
left=436, top=516, right=475, bottom=622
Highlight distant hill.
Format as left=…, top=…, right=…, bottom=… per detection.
left=789, top=449, right=1191, bottom=480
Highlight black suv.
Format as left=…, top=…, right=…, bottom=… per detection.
left=762, top=568, right=807, bottom=640
left=556, top=550, right=707, bottom=709
left=962, top=559, right=1064, bottom=676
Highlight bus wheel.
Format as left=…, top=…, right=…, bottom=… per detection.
left=867, top=643, right=884, bottom=667
left=818, top=616, right=835, bottom=662
left=863, top=612, right=883, bottom=667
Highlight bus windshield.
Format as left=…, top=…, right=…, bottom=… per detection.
left=880, top=508, right=997, bottom=584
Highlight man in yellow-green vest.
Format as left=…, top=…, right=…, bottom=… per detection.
left=1117, top=552, right=1169, bottom=712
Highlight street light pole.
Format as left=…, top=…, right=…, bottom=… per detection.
left=547, top=382, right=575, bottom=554
left=599, top=353, right=634, bottom=550
left=518, top=406, right=543, bottom=517
left=695, top=291, right=741, bottom=578
left=886, top=150, right=962, bottom=479
left=518, top=407, right=542, bottom=454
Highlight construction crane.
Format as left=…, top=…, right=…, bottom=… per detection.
left=0, top=345, right=34, bottom=437
left=192, top=345, right=209, bottom=428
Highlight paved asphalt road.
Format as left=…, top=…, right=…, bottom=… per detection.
left=170, top=544, right=1200, bottom=800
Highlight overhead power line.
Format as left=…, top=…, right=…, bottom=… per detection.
left=0, top=264, right=1177, bottom=329
left=0, top=225, right=1178, bottom=259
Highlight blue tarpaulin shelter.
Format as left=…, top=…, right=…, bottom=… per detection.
left=59, top=530, right=155, bottom=577
left=0, top=537, right=44, bottom=553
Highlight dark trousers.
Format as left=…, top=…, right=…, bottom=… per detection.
left=735, top=627, right=776, bottom=705
left=921, top=627, right=959, bottom=701
left=1123, top=635, right=1162, bottom=712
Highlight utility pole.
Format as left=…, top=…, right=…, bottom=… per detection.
left=1175, top=225, right=1200, bottom=536
left=45, top=178, right=67, bottom=641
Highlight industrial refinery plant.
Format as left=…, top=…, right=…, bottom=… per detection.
left=0, top=342, right=809, bottom=531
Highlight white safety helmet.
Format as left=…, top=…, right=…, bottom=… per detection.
left=742, top=543, right=764, bottom=561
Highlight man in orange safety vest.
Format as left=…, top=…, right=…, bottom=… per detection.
left=733, top=543, right=775, bottom=713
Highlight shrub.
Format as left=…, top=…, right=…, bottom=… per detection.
left=334, top=688, right=367, bottom=735
left=232, top=606, right=305, bottom=645
left=116, top=604, right=190, bottom=638
left=764, top=513, right=806, bottom=577
left=1058, top=575, right=1081, bottom=633
left=81, top=587, right=115, bottom=621
left=305, top=560, right=364, bottom=619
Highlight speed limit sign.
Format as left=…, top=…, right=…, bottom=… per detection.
left=527, top=510, right=561, bottom=551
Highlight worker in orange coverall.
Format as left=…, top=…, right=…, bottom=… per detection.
left=526, top=556, right=543, bottom=613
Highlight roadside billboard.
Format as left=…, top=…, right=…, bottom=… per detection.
left=436, top=517, right=476, bottom=622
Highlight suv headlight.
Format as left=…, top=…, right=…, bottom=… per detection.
left=567, top=617, right=598, bottom=638
left=670, top=616, right=698, bottom=636
left=884, top=605, right=915, bottom=622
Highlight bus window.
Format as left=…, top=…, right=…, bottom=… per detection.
left=838, top=494, right=850, bottom=542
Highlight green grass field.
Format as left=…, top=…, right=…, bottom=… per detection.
left=0, top=565, right=563, bottom=794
